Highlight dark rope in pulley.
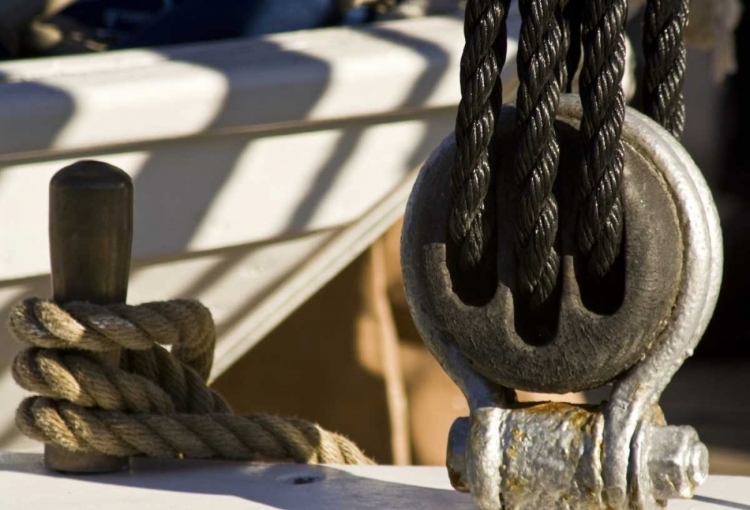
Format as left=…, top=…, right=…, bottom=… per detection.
left=563, top=0, right=584, bottom=93
left=512, top=0, right=570, bottom=308
left=577, top=0, right=628, bottom=278
left=642, top=0, right=688, bottom=139
left=449, top=0, right=512, bottom=279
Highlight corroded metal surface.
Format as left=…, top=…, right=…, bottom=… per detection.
left=447, top=404, right=709, bottom=509
left=401, top=95, right=723, bottom=509
left=399, top=103, right=683, bottom=394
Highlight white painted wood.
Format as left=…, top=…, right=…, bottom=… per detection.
left=0, top=453, right=747, bottom=509
left=0, top=108, right=459, bottom=280
left=0, top=14, right=521, bottom=280
left=0, top=167, right=413, bottom=451
left=0, top=229, right=337, bottom=451
left=0, top=13, right=522, bottom=451
left=0, top=16, right=472, bottom=154
left=210, top=169, right=418, bottom=378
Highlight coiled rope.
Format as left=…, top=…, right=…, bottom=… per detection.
left=10, top=298, right=372, bottom=464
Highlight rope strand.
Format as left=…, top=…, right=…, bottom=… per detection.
left=9, top=298, right=372, bottom=465
left=449, top=0, right=511, bottom=279
left=512, top=0, right=570, bottom=308
left=16, top=398, right=369, bottom=464
left=576, top=0, right=628, bottom=278
left=642, top=0, right=688, bottom=138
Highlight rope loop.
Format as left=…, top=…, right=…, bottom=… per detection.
left=9, top=299, right=372, bottom=465
left=447, top=0, right=685, bottom=310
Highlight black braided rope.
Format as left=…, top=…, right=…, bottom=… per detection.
left=577, top=0, right=628, bottom=278
left=642, top=0, right=688, bottom=139
left=512, top=0, right=570, bottom=308
left=450, top=0, right=511, bottom=277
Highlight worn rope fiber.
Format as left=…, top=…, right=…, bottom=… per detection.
left=512, top=0, right=570, bottom=308
left=642, top=0, right=688, bottom=139
left=577, top=0, right=628, bottom=278
left=449, top=0, right=511, bottom=279
left=9, top=298, right=372, bottom=465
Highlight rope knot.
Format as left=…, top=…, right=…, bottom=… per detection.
left=9, top=298, right=372, bottom=465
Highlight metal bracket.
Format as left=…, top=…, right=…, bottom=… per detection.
left=400, top=96, right=723, bottom=509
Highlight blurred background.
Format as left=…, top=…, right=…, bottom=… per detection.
left=0, top=0, right=747, bottom=474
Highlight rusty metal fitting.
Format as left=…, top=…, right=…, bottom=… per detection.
left=647, top=425, right=709, bottom=500
left=401, top=95, right=723, bottom=509
left=446, top=405, right=709, bottom=509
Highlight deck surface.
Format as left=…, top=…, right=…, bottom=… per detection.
left=0, top=453, right=748, bottom=509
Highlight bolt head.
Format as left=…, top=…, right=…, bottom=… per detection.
left=649, top=426, right=708, bottom=500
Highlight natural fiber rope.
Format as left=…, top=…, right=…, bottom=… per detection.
left=577, top=0, right=628, bottom=278
left=9, top=298, right=372, bottom=465
left=449, top=0, right=511, bottom=280
left=512, top=0, right=569, bottom=308
left=642, top=0, right=688, bottom=139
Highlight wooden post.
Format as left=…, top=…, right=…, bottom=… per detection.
left=46, top=160, right=133, bottom=473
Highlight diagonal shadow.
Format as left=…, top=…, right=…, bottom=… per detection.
left=283, top=21, right=452, bottom=232
left=129, top=20, right=459, bottom=393
left=3, top=454, right=749, bottom=509
left=0, top=71, right=76, bottom=156
left=130, top=38, right=332, bottom=258
left=200, top=28, right=458, bottom=438
left=0, top=69, right=74, bottom=372
left=693, top=496, right=750, bottom=510
left=0, top=17, right=459, bottom=454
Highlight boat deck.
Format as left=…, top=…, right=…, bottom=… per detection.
left=0, top=453, right=747, bottom=509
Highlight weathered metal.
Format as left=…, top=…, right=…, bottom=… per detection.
left=401, top=95, right=723, bottom=509
left=401, top=101, right=683, bottom=394
left=446, top=405, right=708, bottom=509
left=46, top=160, right=133, bottom=473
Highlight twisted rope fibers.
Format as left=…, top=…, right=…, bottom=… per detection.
left=10, top=298, right=372, bottom=465
left=576, top=0, right=628, bottom=278
left=642, top=0, right=688, bottom=139
left=449, top=0, right=511, bottom=279
left=512, top=0, right=570, bottom=308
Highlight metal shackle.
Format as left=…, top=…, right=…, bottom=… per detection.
left=400, top=95, right=723, bottom=509
left=446, top=405, right=708, bottom=509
